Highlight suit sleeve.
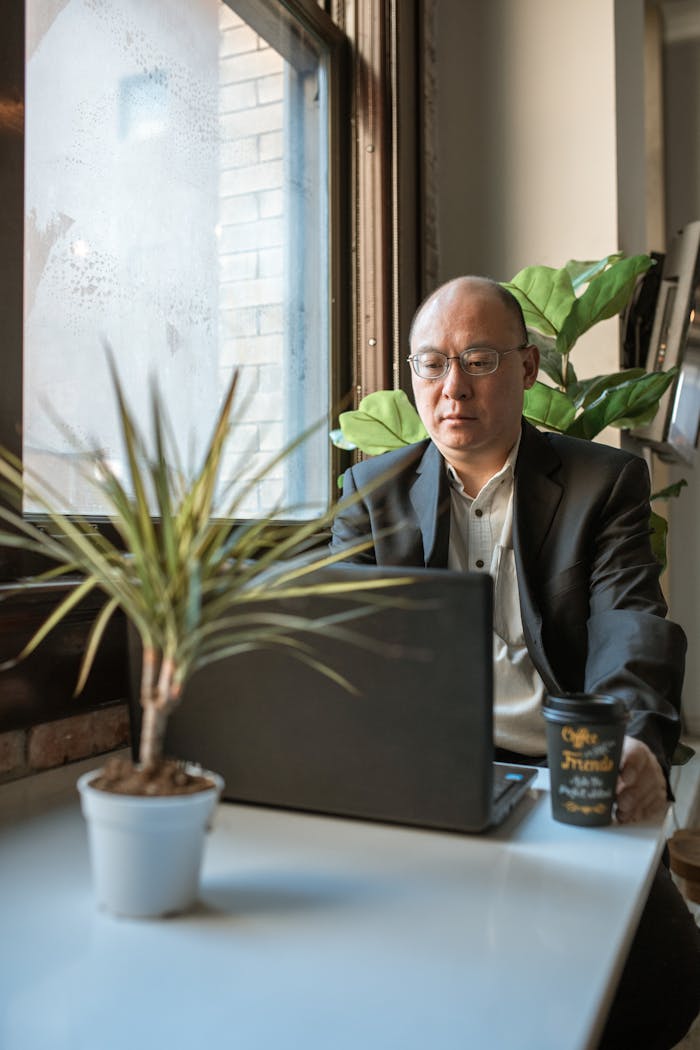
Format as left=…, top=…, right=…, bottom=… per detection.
left=583, top=455, right=686, bottom=777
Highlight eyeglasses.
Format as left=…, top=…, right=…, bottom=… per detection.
left=407, top=344, right=529, bottom=380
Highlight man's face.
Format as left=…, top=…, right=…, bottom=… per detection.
left=410, top=282, right=539, bottom=476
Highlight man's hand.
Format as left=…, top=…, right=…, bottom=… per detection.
left=615, top=736, right=668, bottom=823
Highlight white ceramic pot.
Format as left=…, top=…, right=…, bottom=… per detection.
left=77, top=767, right=224, bottom=919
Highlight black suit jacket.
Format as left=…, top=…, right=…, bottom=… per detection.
left=330, top=421, right=686, bottom=773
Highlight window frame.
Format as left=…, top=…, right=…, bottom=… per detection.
left=0, top=0, right=422, bottom=736
left=338, top=0, right=422, bottom=405
left=0, top=0, right=352, bottom=733
left=0, top=0, right=351, bottom=584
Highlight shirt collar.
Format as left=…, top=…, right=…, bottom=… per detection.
left=445, top=432, right=522, bottom=496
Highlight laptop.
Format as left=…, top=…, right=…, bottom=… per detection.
left=129, top=564, right=537, bottom=833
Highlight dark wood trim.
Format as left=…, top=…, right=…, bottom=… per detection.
left=0, top=581, right=128, bottom=733
left=390, top=0, right=421, bottom=393
left=347, top=0, right=421, bottom=403
left=0, top=0, right=24, bottom=464
left=353, top=0, right=392, bottom=398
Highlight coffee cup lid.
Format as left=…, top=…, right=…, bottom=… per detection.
left=542, top=693, right=627, bottom=723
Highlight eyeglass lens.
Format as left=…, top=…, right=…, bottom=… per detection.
left=411, top=349, right=501, bottom=378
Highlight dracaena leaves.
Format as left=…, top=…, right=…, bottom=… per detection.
left=0, top=363, right=413, bottom=722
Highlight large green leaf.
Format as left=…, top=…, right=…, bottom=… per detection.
left=329, top=427, right=357, bottom=451
left=507, top=254, right=654, bottom=363
left=523, top=334, right=578, bottom=389
left=523, top=382, right=577, bottom=433
left=649, top=510, right=668, bottom=571
left=565, top=253, right=622, bottom=291
left=338, top=390, right=427, bottom=455
left=610, top=404, right=661, bottom=431
left=672, top=741, right=696, bottom=766
left=503, top=266, right=575, bottom=340
left=557, top=254, right=654, bottom=356
left=565, top=369, right=676, bottom=440
left=536, top=343, right=566, bottom=386
left=651, top=479, right=688, bottom=502
left=567, top=369, right=646, bottom=410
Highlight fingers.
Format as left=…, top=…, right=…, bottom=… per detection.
left=615, top=737, right=668, bottom=824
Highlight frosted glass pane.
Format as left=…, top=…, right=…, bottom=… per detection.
left=24, top=0, right=330, bottom=518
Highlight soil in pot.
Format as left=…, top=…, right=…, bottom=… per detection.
left=89, top=755, right=216, bottom=797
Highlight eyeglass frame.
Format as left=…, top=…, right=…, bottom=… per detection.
left=406, top=343, right=531, bottom=380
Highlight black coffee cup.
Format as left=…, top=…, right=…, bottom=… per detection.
left=542, top=693, right=627, bottom=826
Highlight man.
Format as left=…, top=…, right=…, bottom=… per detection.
left=331, top=276, right=699, bottom=1049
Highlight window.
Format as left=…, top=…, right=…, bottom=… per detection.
left=21, top=0, right=348, bottom=521
left=0, top=0, right=421, bottom=737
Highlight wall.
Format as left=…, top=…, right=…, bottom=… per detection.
left=431, top=0, right=621, bottom=280
left=429, top=0, right=699, bottom=731
left=430, top=0, right=626, bottom=435
left=663, top=2, right=700, bottom=734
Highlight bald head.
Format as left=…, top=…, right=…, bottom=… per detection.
left=406, top=274, right=539, bottom=493
left=409, top=277, right=528, bottom=352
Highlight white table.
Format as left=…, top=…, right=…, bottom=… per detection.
left=0, top=765, right=668, bottom=1050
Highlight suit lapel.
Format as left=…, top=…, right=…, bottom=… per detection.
left=409, top=441, right=450, bottom=567
left=406, top=426, right=565, bottom=690
left=513, top=422, right=563, bottom=692
left=406, top=426, right=563, bottom=573
left=513, top=422, right=563, bottom=564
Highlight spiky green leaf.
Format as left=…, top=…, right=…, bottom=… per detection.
left=75, top=595, right=121, bottom=695
left=0, top=358, right=416, bottom=769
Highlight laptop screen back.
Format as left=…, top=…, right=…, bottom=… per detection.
left=130, top=564, right=497, bottom=832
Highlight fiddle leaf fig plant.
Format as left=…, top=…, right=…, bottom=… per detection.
left=503, top=253, right=677, bottom=438
left=648, top=479, right=688, bottom=571
left=332, top=389, right=428, bottom=456
left=330, top=252, right=683, bottom=561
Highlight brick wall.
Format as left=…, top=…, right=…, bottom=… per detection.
left=218, top=6, right=286, bottom=515
left=0, top=704, right=131, bottom=785
left=0, top=586, right=130, bottom=785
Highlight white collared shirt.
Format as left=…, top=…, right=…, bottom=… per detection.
left=446, top=439, right=547, bottom=755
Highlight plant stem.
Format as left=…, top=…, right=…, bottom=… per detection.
left=138, top=650, right=182, bottom=769
left=138, top=644, right=165, bottom=770
left=139, top=701, right=168, bottom=770
left=140, top=644, right=157, bottom=708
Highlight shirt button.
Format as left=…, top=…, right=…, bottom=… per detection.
left=475, top=559, right=484, bottom=569
left=475, top=509, right=483, bottom=518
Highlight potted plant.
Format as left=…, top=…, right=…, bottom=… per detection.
left=0, top=362, right=407, bottom=918
left=331, top=252, right=685, bottom=565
